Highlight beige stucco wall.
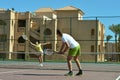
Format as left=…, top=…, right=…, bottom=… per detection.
left=0, top=10, right=16, bottom=59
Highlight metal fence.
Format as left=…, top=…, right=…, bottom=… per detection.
left=0, top=16, right=120, bottom=62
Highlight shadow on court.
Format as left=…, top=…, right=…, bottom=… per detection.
left=16, top=73, right=63, bottom=76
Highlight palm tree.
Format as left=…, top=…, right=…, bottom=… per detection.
left=109, top=24, right=120, bottom=61
left=106, top=35, right=112, bottom=61
left=116, top=24, right=120, bottom=61
left=106, top=35, right=112, bottom=52
left=109, top=24, right=119, bottom=52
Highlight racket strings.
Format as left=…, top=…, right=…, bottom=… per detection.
left=22, top=34, right=28, bottom=40
left=44, top=49, right=54, bottom=55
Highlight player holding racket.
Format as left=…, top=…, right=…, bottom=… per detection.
left=57, top=29, right=83, bottom=76
left=30, top=41, right=50, bottom=67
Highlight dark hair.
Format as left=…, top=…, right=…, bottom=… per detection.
left=57, top=29, right=62, bottom=36
left=36, top=40, right=40, bottom=43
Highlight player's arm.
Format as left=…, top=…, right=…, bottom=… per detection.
left=41, top=42, right=51, bottom=46
left=58, top=42, right=69, bottom=54
left=62, top=42, right=69, bottom=53
left=29, top=41, right=36, bottom=46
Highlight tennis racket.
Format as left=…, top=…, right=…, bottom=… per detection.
left=44, top=49, right=57, bottom=55
left=44, top=49, right=67, bottom=58
left=22, top=34, right=28, bottom=40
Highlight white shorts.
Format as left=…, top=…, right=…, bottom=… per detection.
left=36, top=51, right=43, bottom=56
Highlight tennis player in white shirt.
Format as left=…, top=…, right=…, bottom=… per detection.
left=57, top=29, right=83, bottom=76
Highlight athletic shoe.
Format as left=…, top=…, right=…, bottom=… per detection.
left=38, top=63, right=43, bottom=67
left=76, top=70, right=83, bottom=76
left=64, top=71, right=74, bottom=76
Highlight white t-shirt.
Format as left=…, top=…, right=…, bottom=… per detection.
left=62, top=33, right=79, bottom=48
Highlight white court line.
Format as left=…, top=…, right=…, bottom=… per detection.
left=0, top=70, right=28, bottom=74
left=116, top=76, right=120, bottom=80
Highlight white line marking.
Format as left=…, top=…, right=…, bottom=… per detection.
left=0, top=79, right=2, bottom=80
left=0, top=70, right=28, bottom=74
left=116, top=76, right=120, bottom=80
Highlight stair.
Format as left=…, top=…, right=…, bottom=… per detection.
left=29, top=29, right=40, bottom=40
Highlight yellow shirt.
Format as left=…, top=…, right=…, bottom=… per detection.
left=35, top=44, right=43, bottom=53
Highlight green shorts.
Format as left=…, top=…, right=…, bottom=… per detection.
left=69, top=45, right=81, bottom=56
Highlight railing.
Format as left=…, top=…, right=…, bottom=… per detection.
left=0, top=52, right=119, bottom=63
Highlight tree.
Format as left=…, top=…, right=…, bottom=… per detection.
left=106, top=35, right=112, bottom=52
left=106, top=35, right=112, bottom=61
left=109, top=24, right=120, bottom=61
left=109, top=24, right=118, bottom=52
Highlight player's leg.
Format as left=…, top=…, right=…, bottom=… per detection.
left=64, top=55, right=73, bottom=76
left=67, top=56, right=73, bottom=71
left=37, top=55, right=41, bottom=64
left=74, top=45, right=83, bottom=76
left=38, top=54, right=43, bottom=67
left=38, top=55, right=42, bottom=63
left=65, top=48, right=77, bottom=76
left=74, top=56, right=81, bottom=70
left=74, top=56, right=83, bottom=75
left=36, top=51, right=43, bottom=67
left=35, top=52, right=40, bottom=63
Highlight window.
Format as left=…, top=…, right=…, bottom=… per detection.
left=0, top=35, right=7, bottom=42
left=98, top=45, right=101, bottom=52
left=12, top=20, right=14, bottom=26
left=18, top=36, right=25, bottom=43
left=0, top=35, right=6, bottom=50
left=91, top=29, right=95, bottom=36
left=44, top=28, right=52, bottom=35
left=0, top=42, right=5, bottom=50
left=0, top=26, right=5, bottom=34
left=91, top=45, right=94, bottom=52
left=0, top=19, right=6, bottom=25
left=18, top=20, right=26, bottom=27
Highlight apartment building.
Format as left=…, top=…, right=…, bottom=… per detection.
left=0, top=9, right=15, bottom=59
left=0, top=6, right=105, bottom=62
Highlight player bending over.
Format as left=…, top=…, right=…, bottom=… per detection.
left=57, top=29, right=83, bottom=76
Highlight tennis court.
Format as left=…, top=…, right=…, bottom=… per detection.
left=0, top=61, right=120, bottom=80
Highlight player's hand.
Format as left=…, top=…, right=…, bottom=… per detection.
left=47, top=42, right=51, bottom=44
